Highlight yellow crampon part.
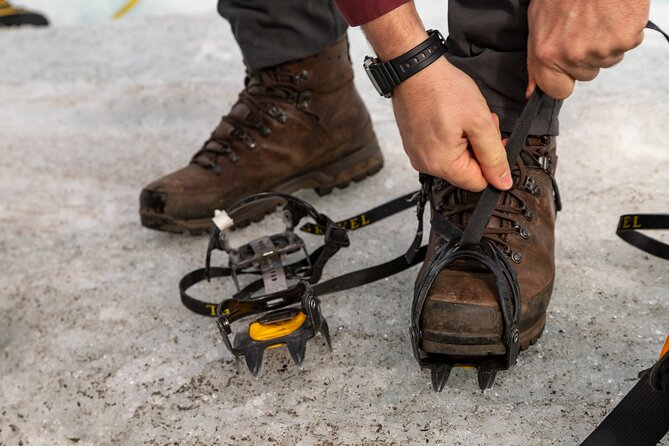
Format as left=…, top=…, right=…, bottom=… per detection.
left=112, top=0, right=140, bottom=20
left=0, top=0, right=19, bottom=17
left=661, top=334, right=669, bottom=360
left=249, top=311, right=307, bottom=343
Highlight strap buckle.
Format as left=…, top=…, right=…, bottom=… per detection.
left=324, top=224, right=349, bottom=248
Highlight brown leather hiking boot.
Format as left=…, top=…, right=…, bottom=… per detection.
left=416, top=136, right=560, bottom=358
left=140, top=36, right=383, bottom=233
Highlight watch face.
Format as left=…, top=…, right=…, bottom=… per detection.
left=364, top=57, right=389, bottom=97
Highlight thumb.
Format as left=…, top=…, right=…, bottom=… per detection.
left=466, top=113, right=512, bottom=190
left=526, top=54, right=537, bottom=99
left=526, top=73, right=537, bottom=99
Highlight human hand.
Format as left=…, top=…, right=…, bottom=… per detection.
left=361, top=1, right=511, bottom=192
left=391, top=57, right=511, bottom=192
left=527, top=0, right=649, bottom=99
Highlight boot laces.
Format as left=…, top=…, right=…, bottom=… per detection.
left=191, top=67, right=310, bottom=173
left=434, top=138, right=554, bottom=261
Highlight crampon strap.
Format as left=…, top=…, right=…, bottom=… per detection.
left=179, top=190, right=427, bottom=319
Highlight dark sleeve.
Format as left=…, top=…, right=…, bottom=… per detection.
left=334, top=0, right=411, bottom=26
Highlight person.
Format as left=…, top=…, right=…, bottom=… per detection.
left=140, top=0, right=648, bottom=363
left=0, top=0, right=48, bottom=27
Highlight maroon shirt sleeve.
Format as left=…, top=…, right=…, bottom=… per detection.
left=334, top=0, right=411, bottom=26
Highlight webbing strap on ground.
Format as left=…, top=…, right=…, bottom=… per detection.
left=580, top=371, right=669, bottom=446
left=180, top=192, right=426, bottom=317
left=616, top=214, right=669, bottom=260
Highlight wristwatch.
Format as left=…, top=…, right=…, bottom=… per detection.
left=364, top=29, right=447, bottom=98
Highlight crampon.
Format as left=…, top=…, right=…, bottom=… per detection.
left=179, top=190, right=425, bottom=378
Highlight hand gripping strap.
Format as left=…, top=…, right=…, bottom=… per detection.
left=459, top=89, right=547, bottom=246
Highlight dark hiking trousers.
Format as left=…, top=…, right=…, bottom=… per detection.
left=217, top=0, right=562, bottom=135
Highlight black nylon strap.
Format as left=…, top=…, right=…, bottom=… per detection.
left=648, top=20, right=669, bottom=43
left=616, top=214, right=669, bottom=261
left=459, top=89, right=547, bottom=246
left=313, top=245, right=427, bottom=296
left=299, top=191, right=419, bottom=235
left=580, top=370, right=669, bottom=446
left=180, top=192, right=427, bottom=317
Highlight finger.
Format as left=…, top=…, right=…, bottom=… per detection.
left=565, top=65, right=601, bottom=82
left=491, top=115, right=510, bottom=146
left=491, top=112, right=500, bottom=129
left=526, top=45, right=538, bottom=98
left=466, top=114, right=512, bottom=190
left=612, top=30, right=645, bottom=53
left=597, top=52, right=625, bottom=69
left=438, top=150, right=488, bottom=192
left=526, top=75, right=537, bottom=99
left=534, top=63, right=576, bottom=100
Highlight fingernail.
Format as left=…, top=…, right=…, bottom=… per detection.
left=499, top=170, right=513, bottom=189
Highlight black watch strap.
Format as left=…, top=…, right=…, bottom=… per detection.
left=364, top=29, right=447, bottom=98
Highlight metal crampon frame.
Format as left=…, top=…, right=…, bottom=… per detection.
left=202, top=193, right=345, bottom=377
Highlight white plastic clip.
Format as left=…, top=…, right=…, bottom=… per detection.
left=212, top=210, right=234, bottom=231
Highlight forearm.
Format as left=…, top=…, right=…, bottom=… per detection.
left=360, top=1, right=428, bottom=61
left=349, top=1, right=511, bottom=191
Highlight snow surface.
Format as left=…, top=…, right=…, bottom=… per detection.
left=1, top=2, right=669, bottom=445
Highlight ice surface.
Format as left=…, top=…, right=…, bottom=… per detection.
left=1, top=2, right=669, bottom=445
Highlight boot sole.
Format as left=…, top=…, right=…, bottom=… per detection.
left=420, top=279, right=553, bottom=357
left=140, top=138, right=384, bottom=235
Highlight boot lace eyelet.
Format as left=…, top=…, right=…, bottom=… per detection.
left=297, top=92, right=311, bottom=110
left=524, top=176, right=542, bottom=197
left=268, top=105, right=287, bottom=123
left=293, top=70, right=309, bottom=83
left=256, top=122, right=271, bottom=137
left=238, top=133, right=256, bottom=149
left=523, top=208, right=534, bottom=221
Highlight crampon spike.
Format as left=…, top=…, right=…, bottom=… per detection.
left=477, top=361, right=499, bottom=391
left=320, top=317, right=332, bottom=352
left=430, top=365, right=453, bottom=392
left=243, top=347, right=265, bottom=378
left=286, top=337, right=308, bottom=368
